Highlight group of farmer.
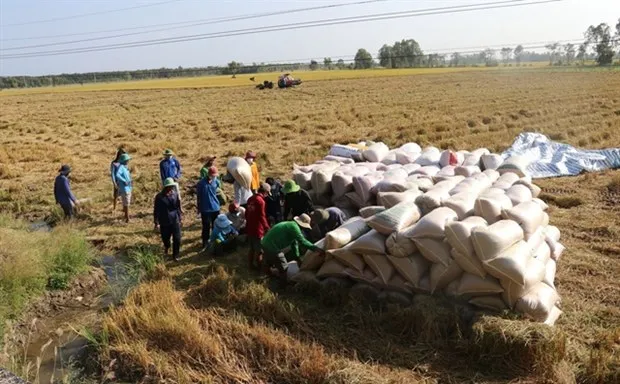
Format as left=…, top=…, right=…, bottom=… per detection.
left=53, top=148, right=348, bottom=286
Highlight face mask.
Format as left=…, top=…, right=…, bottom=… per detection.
left=247, top=158, right=254, bottom=164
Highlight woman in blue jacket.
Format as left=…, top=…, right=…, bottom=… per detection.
left=196, top=166, right=221, bottom=252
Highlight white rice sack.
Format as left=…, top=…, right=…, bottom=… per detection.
left=443, top=191, right=480, bottom=220
left=544, top=306, right=563, bottom=326
left=353, top=174, right=384, bottom=203
left=348, top=230, right=387, bottom=255
left=471, top=220, right=524, bottom=262
left=455, top=166, right=481, bottom=177
left=501, top=201, right=546, bottom=238
left=434, top=166, right=456, bottom=180
left=458, top=273, right=503, bottom=297
left=331, top=172, right=353, bottom=199
left=362, top=254, right=394, bottom=284
left=384, top=164, right=405, bottom=172
left=433, top=176, right=466, bottom=191
left=290, top=270, right=319, bottom=285
left=414, top=275, right=432, bottom=294
left=324, top=155, right=355, bottom=164
left=439, top=150, right=465, bottom=167
left=387, top=254, right=429, bottom=286
left=462, top=148, right=490, bottom=167
left=363, top=142, right=390, bottom=162
left=346, top=267, right=377, bottom=285
left=414, top=238, right=453, bottom=266
left=482, top=169, right=501, bottom=182
left=386, top=230, right=418, bottom=258
left=227, top=157, right=253, bottom=189
left=311, top=166, right=338, bottom=195
left=498, top=155, right=531, bottom=177
left=400, top=142, right=422, bottom=153
left=316, top=259, right=348, bottom=279
left=526, top=227, right=547, bottom=253
left=449, top=175, right=491, bottom=196
left=474, top=193, right=513, bottom=224
left=286, top=261, right=300, bottom=279
left=493, top=172, right=520, bottom=190
left=469, top=295, right=508, bottom=312
left=445, top=216, right=488, bottom=276
left=402, top=163, right=421, bottom=175
left=324, top=217, right=370, bottom=250
left=355, top=162, right=386, bottom=172
left=430, top=260, right=463, bottom=293
left=416, top=187, right=452, bottom=215
left=328, top=247, right=365, bottom=272
left=483, top=241, right=532, bottom=285
left=384, top=275, right=414, bottom=296
left=543, top=259, right=557, bottom=288
left=415, top=147, right=441, bottom=166
left=407, top=175, right=435, bottom=192
left=548, top=241, right=565, bottom=261
left=413, top=165, right=441, bottom=177
left=505, top=184, right=533, bottom=206
left=301, top=238, right=326, bottom=271
left=328, top=144, right=364, bottom=159
left=345, top=192, right=366, bottom=209
left=381, top=151, right=399, bottom=165
left=332, top=195, right=355, bottom=210
left=377, top=189, right=421, bottom=209
left=481, top=154, right=504, bottom=171
left=515, top=282, right=560, bottom=321
left=367, top=202, right=422, bottom=235
left=359, top=206, right=386, bottom=219
left=444, top=279, right=460, bottom=298
left=293, top=163, right=316, bottom=173
left=514, top=179, right=541, bottom=198
left=405, top=207, right=458, bottom=240
left=292, top=170, right=312, bottom=190
left=545, top=225, right=561, bottom=243
left=534, top=242, right=552, bottom=264
left=396, top=151, right=420, bottom=165
left=500, top=257, right=546, bottom=308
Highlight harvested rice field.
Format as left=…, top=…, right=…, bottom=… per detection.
left=1, top=68, right=619, bottom=383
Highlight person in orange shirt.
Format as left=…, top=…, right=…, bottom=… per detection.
left=246, top=151, right=260, bottom=193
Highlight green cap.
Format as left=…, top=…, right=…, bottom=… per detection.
left=163, top=177, right=177, bottom=188
left=283, top=180, right=300, bottom=194
left=119, top=153, right=131, bottom=163
left=163, top=149, right=174, bottom=156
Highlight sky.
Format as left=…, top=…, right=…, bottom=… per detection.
left=0, top=0, right=618, bottom=76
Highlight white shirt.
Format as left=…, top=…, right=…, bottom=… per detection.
left=233, top=181, right=253, bottom=205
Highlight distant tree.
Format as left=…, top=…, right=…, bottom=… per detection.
left=616, top=18, right=620, bottom=58
left=480, top=49, right=497, bottom=66
left=227, top=61, right=241, bottom=74
left=427, top=53, right=441, bottom=68
left=336, top=59, right=346, bottom=69
left=450, top=52, right=462, bottom=67
left=500, top=47, right=513, bottom=64
left=514, top=44, right=524, bottom=65
left=545, top=43, right=560, bottom=65
left=309, top=60, right=319, bottom=71
left=577, top=43, right=588, bottom=65
left=354, top=48, right=373, bottom=69
left=564, top=43, right=576, bottom=65
left=586, top=23, right=615, bottom=65
left=323, top=57, right=333, bottom=70
left=378, top=44, right=393, bottom=68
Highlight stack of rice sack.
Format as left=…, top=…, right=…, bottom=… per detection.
left=295, top=142, right=565, bottom=325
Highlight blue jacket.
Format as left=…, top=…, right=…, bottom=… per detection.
left=54, top=174, right=76, bottom=207
left=209, top=224, right=238, bottom=243
left=197, top=177, right=220, bottom=213
left=160, top=157, right=182, bottom=183
left=153, top=191, right=181, bottom=226
left=115, top=164, right=132, bottom=194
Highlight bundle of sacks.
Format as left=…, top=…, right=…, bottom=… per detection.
left=295, top=142, right=564, bottom=325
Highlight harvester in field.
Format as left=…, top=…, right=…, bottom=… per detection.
left=277, top=73, right=302, bottom=88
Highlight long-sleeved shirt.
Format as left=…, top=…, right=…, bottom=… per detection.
left=234, top=180, right=253, bottom=206
left=226, top=206, right=246, bottom=231
left=153, top=191, right=181, bottom=226
left=266, top=181, right=283, bottom=218
left=314, top=207, right=347, bottom=240
left=114, top=164, right=132, bottom=194
left=54, top=174, right=76, bottom=207
left=110, top=161, right=120, bottom=187
left=250, top=162, right=260, bottom=191
left=283, top=189, right=314, bottom=219
left=209, top=224, right=238, bottom=243
left=159, top=157, right=182, bottom=183
left=197, top=177, right=220, bottom=213
left=246, top=194, right=270, bottom=238
left=261, top=221, right=320, bottom=259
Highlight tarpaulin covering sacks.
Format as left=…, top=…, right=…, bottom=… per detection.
left=348, top=230, right=387, bottom=255
left=359, top=206, right=386, bottom=219
left=387, top=254, right=429, bottom=285
left=367, top=202, right=422, bottom=235
left=471, top=220, right=524, bottom=262
left=414, top=238, right=453, bottom=266
left=324, top=217, right=369, bottom=250
left=457, top=273, right=503, bottom=297
left=363, top=142, right=390, bottom=163
left=300, top=239, right=327, bottom=271
left=515, top=282, right=560, bottom=322
left=227, top=157, right=253, bottom=189
left=445, top=216, right=488, bottom=277
left=386, top=229, right=418, bottom=258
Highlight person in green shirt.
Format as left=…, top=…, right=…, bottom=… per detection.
left=261, top=213, right=324, bottom=285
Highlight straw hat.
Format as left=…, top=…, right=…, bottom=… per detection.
left=293, top=214, right=312, bottom=229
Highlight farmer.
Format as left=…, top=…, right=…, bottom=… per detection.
left=110, top=147, right=126, bottom=211
left=114, top=153, right=133, bottom=223
left=54, top=164, right=78, bottom=219
left=233, top=178, right=253, bottom=208
left=265, top=177, right=283, bottom=225
left=261, top=214, right=324, bottom=286
left=282, top=180, right=314, bottom=220
left=245, top=151, right=260, bottom=193
left=310, top=207, right=347, bottom=240
left=153, top=178, right=182, bottom=261
left=197, top=166, right=221, bottom=252
left=159, top=149, right=182, bottom=199
left=226, top=202, right=246, bottom=234
left=208, top=213, right=239, bottom=256
left=245, top=183, right=271, bottom=271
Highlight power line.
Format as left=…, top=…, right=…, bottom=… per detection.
left=0, top=0, right=184, bottom=28
left=1, top=0, right=386, bottom=50
left=0, top=0, right=564, bottom=60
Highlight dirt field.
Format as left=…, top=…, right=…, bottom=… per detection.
left=1, top=69, right=619, bottom=382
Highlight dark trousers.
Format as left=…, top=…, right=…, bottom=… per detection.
left=60, top=203, right=74, bottom=218
left=160, top=222, right=182, bottom=259
left=200, top=211, right=219, bottom=248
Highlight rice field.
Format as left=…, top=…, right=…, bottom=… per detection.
left=0, top=68, right=619, bottom=382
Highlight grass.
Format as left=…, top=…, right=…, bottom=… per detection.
left=1, top=69, right=619, bottom=382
